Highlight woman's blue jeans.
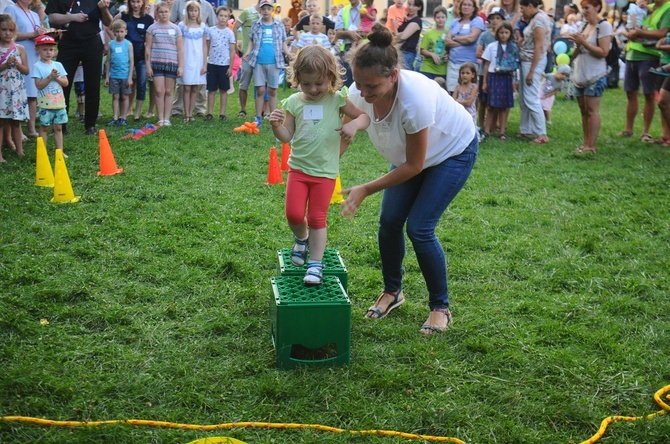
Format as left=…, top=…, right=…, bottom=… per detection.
left=134, top=59, right=148, bottom=101
left=378, top=136, right=478, bottom=310
left=402, top=50, right=417, bottom=71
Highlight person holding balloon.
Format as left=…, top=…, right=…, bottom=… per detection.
left=569, top=0, right=613, bottom=154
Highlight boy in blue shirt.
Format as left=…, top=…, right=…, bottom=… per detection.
left=105, top=19, right=134, bottom=126
left=243, top=0, right=289, bottom=127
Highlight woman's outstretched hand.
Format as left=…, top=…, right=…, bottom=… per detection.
left=340, top=185, right=368, bottom=219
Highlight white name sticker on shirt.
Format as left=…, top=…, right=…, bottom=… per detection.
left=138, top=23, right=145, bottom=29
left=303, top=105, right=324, bottom=120
left=115, top=46, right=122, bottom=53
left=265, top=28, right=273, bottom=36
left=462, top=24, right=470, bottom=31
left=168, top=29, right=176, bottom=36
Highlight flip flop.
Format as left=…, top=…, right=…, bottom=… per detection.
left=365, top=290, right=404, bottom=320
left=649, top=66, right=670, bottom=77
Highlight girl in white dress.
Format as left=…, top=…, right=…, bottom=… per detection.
left=178, top=1, right=207, bottom=122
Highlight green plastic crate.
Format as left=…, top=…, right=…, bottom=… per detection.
left=270, top=275, right=351, bottom=369
left=276, top=248, right=348, bottom=291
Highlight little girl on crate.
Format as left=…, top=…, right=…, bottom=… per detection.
left=269, top=45, right=370, bottom=285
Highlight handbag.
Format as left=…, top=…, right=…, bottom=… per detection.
left=495, top=41, right=519, bottom=73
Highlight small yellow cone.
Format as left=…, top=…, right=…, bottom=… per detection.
left=35, top=137, right=54, bottom=187
left=330, top=175, right=344, bottom=204
left=50, top=149, right=80, bottom=203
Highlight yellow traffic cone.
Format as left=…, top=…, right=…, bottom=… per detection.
left=35, top=137, right=54, bottom=187
left=50, top=149, right=80, bottom=203
left=330, top=175, right=344, bottom=204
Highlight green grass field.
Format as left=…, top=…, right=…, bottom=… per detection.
left=1, top=84, right=669, bottom=444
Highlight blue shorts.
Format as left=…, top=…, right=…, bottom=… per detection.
left=38, top=108, right=68, bottom=126
left=573, top=75, right=607, bottom=98
left=206, top=64, right=231, bottom=92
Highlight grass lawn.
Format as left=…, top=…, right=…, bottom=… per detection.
left=1, top=82, right=669, bottom=444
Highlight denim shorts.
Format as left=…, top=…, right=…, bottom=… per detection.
left=573, top=75, right=607, bottom=98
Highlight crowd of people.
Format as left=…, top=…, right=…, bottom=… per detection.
left=1, top=0, right=666, bottom=332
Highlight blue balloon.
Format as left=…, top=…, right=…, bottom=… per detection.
left=553, top=40, right=568, bottom=55
left=616, top=0, right=629, bottom=8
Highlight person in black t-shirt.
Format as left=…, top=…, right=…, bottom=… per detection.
left=46, top=0, right=113, bottom=135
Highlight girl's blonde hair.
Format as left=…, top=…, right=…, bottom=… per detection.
left=458, top=62, right=477, bottom=84
left=185, top=1, right=202, bottom=24
left=0, top=14, right=17, bottom=32
left=288, top=45, right=344, bottom=95
left=154, top=1, right=171, bottom=14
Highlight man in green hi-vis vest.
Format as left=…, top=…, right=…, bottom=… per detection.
left=621, top=0, right=670, bottom=142
left=335, top=0, right=363, bottom=86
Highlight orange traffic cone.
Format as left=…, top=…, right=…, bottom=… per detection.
left=330, top=175, right=344, bottom=204
left=51, top=149, right=80, bottom=203
left=98, top=129, right=123, bottom=176
left=35, top=136, right=54, bottom=187
left=280, top=142, right=290, bottom=172
left=266, top=146, right=283, bottom=185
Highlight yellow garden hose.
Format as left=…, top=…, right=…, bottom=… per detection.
left=2, top=385, right=668, bottom=444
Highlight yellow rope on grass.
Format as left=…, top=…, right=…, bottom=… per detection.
left=579, top=384, right=670, bottom=444
left=0, top=416, right=465, bottom=443
left=2, top=385, right=668, bottom=444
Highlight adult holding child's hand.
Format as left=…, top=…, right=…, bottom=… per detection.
left=341, top=24, right=478, bottom=335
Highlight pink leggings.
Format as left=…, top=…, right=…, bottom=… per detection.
left=285, top=169, right=336, bottom=230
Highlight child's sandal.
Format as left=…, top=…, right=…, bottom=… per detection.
left=290, top=236, right=309, bottom=267
left=303, top=262, right=323, bottom=286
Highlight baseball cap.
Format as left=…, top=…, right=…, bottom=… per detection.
left=556, top=64, right=572, bottom=76
left=35, top=35, right=57, bottom=46
left=487, top=7, right=505, bottom=19
left=259, top=1, right=273, bottom=8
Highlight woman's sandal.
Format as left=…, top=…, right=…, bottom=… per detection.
left=303, top=262, right=323, bottom=286
left=420, top=308, right=453, bottom=335
left=617, top=130, right=634, bottom=138
left=499, top=133, right=508, bottom=140
left=574, top=146, right=596, bottom=155
left=290, top=236, right=309, bottom=267
left=653, top=136, right=670, bottom=145
left=365, top=290, right=404, bottom=320
left=640, top=133, right=654, bottom=143
left=238, top=110, right=247, bottom=118
left=531, top=136, right=549, bottom=144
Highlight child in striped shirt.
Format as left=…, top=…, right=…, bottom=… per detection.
left=146, top=1, right=183, bottom=126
